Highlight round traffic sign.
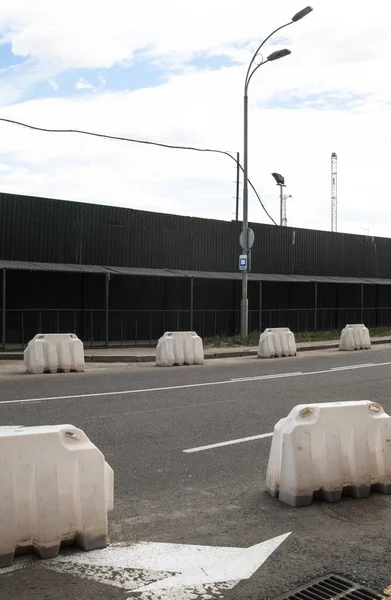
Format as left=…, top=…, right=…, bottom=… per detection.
left=239, top=228, right=255, bottom=250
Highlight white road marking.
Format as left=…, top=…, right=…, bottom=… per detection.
left=42, top=535, right=291, bottom=598
left=230, top=371, right=303, bottom=382
left=1, top=360, right=391, bottom=406
left=183, top=432, right=273, bottom=453
left=0, top=380, right=238, bottom=405
left=330, top=363, right=374, bottom=371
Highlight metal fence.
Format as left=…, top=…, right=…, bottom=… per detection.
left=2, top=306, right=391, bottom=350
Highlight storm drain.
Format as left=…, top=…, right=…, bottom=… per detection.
left=277, top=574, right=384, bottom=599
left=321, top=496, right=391, bottom=524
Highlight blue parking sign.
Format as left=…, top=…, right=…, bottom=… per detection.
left=239, top=254, right=247, bottom=271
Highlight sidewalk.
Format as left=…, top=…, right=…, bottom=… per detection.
left=2, top=336, right=391, bottom=363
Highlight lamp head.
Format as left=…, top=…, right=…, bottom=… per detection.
left=272, top=172, right=285, bottom=185
left=292, top=6, right=313, bottom=22
left=267, top=48, right=291, bottom=62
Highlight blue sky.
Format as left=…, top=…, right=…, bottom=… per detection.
left=0, top=0, right=390, bottom=237
left=0, top=40, right=238, bottom=102
left=0, top=42, right=25, bottom=68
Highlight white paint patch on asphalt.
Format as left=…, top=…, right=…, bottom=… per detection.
left=183, top=432, right=273, bottom=453
left=2, top=361, right=391, bottom=406
left=42, top=535, right=291, bottom=598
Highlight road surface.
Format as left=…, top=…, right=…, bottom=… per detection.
left=1, top=347, right=391, bottom=599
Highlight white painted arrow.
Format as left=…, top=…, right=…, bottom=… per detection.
left=43, top=533, right=291, bottom=598
left=132, top=534, right=291, bottom=592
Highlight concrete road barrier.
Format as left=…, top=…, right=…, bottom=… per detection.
left=258, top=327, right=296, bottom=358
left=339, top=324, right=371, bottom=351
left=266, top=400, right=391, bottom=507
left=24, top=333, right=85, bottom=374
left=0, top=424, right=114, bottom=567
left=156, top=331, right=204, bottom=367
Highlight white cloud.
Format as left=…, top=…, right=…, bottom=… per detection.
left=74, top=76, right=105, bottom=92
left=48, top=78, right=58, bottom=90
left=75, top=77, right=93, bottom=90
left=0, top=0, right=381, bottom=70
left=0, top=0, right=391, bottom=239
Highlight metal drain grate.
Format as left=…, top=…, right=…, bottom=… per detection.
left=277, top=574, right=384, bottom=599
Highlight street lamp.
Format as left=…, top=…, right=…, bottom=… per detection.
left=272, top=172, right=292, bottom=226
left=271, top=172, right=285, bottom=186
left=240, top=6, right=313, bottom=339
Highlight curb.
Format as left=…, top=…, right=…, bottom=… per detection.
left=0, top=353, right=24, bottom=360
left=1, top=338, right=390, bottom=363
left=372, top=338, right=391, bottom=346
left=85, top=354, right=155, bottom=363
left=297, top=343, right=339, bottom=352
left=205, top=350, right=255, bottom=360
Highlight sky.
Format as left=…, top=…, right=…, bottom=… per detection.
left=0, top=0, right=390, bottom=237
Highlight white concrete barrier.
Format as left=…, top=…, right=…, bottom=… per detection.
left=258, top=328, right=296, bottom=358
left=24, top=333, right=85, bottom=374
left=339, top=324, right=371, bottom=351
left=266, top=400, right=391, bottom=507
left=156, top=331, right=204, bottom=367
left=0, top=424, right=114, bottom=567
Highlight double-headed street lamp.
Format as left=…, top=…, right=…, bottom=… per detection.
left=240, top=6, right=313, bottom=339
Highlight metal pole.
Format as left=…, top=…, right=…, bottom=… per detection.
left=360, top=283, right=364, bottom=324
left=237, top=9, right=314, bottom=337
left=2, top=269, right=6, bottom=350
left=283, top=194, right=289, bottom=227
left=314, top=282, right=318, bottom=331
left=105, top=274, right=110, bottom=348
left=240, top=94, right=249, bottom=338
left=259, top=280, right=263, bottom=332
left=190, top=277, right=194, bottom=330
left=235, top=152, right=240, bottom=221
left=280, top=185, right=283, bottom=226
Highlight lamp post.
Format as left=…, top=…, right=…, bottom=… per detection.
left=240, top=6, right=313, bottom=339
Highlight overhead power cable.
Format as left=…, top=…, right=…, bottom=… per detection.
left=0, top=116, right=277, bottom=225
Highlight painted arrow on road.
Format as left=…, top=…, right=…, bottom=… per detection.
left=43, top=533, right=291, bottom=598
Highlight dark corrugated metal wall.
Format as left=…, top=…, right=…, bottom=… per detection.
left=2, top=269, right=391, bottom=346
left=1, top=191, right=390, bottom=278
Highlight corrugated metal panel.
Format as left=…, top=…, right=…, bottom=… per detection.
left=0, top=260, right=39, bottom=270
left=0, top=260, right=182, bottom=278
left=2, top=192, right=391, bottom=279
left=2, top=260, right=391, bottom=286
left=0, top=193, right=82, bottom=263
left=181, top=270, right=391, bottom=285
left=175, top=269, right=238, bottom=280
left=104, top=266, right=182, bottom=278
left=0, top=260, right=108, bottom=274
left=34, top=262, right=107, bottom=274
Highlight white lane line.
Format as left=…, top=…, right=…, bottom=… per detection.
left=2, top=360, right=391, bottom=406
left=230, top=371, right=303, bottom=382
left=228, top=363, right=378, bottom=382
left=183, top=432, right=273, bottom=453
left=331, top=363, right=374, bottom=371
left=0, top=379, right=244, bottom=406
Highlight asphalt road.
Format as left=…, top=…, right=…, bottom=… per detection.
left=1, top=347, right=391, bottom=599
